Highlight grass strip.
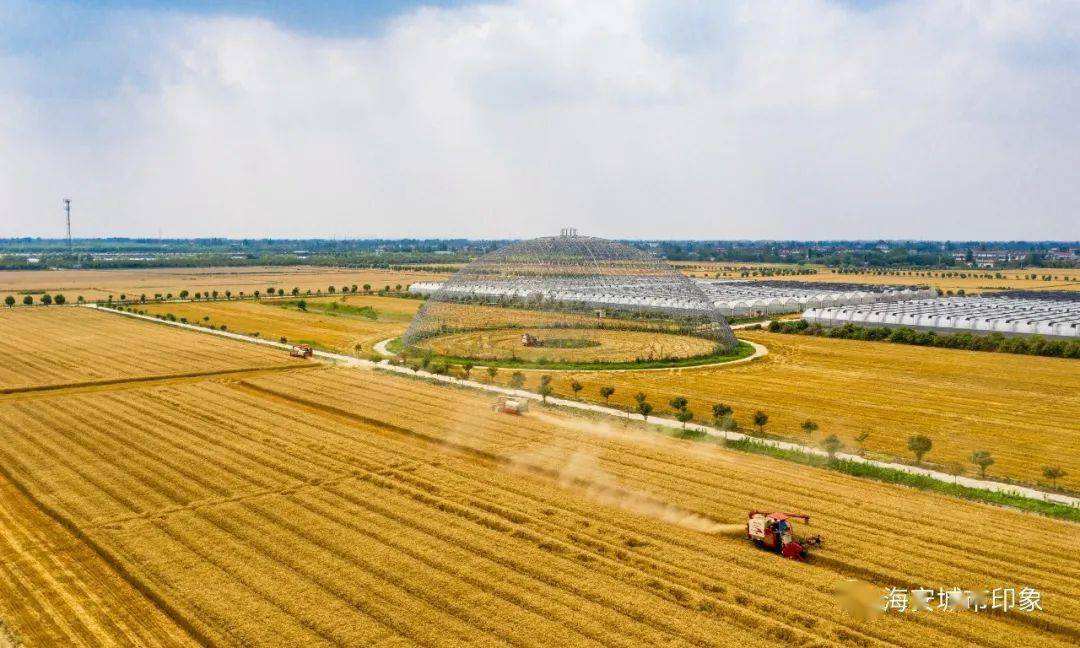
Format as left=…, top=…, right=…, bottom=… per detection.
left=718, top=437, right=1080, bottom=522
left=399, top=341, right=756, bottom=371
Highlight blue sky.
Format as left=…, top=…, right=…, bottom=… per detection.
left=15, top=1, right=483, bottom=37
left=2, top=1, right=1079, bottom=239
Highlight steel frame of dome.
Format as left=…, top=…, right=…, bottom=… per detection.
left=401, top=234, right=739, bottom=353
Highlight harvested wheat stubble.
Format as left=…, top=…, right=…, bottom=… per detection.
left=415, top=327, right=717, bottom=363
left=492, top=329, right=1080, bottom=490
left=138, top=294, right=419, bottom=354
left=0, top=364, right=1076, bottom=647
left=0, top=307, right=298, bottom=391
left=0, top=265, right=447, bottom=303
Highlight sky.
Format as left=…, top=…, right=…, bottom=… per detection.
left=2, top=0, right=1078, bottom=240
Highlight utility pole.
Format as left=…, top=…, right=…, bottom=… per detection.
left=63, top=198, right=72, bottom=251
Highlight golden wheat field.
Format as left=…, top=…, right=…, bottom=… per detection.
left=415, top=328, right=718, bottom=362
left=110, top=290, right=1080, bottom=488
left=138, top=295, right=420, bottom=354
left=0, top=308, right=299, bottom=392
left=0, top=351, right=1076, bottom=647
left=0, top=265, right=447, bottom=303
left=502, top=329, right=1080, bottom=490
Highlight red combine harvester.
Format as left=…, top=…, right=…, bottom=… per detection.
left=747, top=511, right=821, bottom=560
left=492, top=397, right=529, bottom=415
left=290, top=344, right=313, bottom=358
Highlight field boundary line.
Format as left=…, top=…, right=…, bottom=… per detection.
left=0, top=364, right=311, bottom=397
left=90, top=303, right=1079, bottom=508
left=0, top=466, right=216, bottom=648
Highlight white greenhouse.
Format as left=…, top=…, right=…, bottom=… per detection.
left=804, top=297, right=1080, bottom=339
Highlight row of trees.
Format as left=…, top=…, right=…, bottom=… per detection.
left=904, top=435, right=1067, bottom=487
left=99, top=282, right=419, bottom=306
left=397, top=360, right=1070, bottom=491
left=4, top=293, right=76, bottom=306
left=767, top=319, right=1080, bottom=359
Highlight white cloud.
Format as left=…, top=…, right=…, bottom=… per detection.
left=2, top=0, right=1079, bottom=239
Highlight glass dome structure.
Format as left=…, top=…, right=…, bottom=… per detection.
left=402, top=233, right=738, bottom=360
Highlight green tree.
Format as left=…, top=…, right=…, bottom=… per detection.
left=752, top=411, right=769, bottom=436
left=53, top=294, right=66, bottom=305
left=944, top=462, right=966, bottom=482
left=291, top=287, right=300, bottom=296
left=4, top=295, right=14, bottom=307
left=676, top=408, right=694, bottom=429
left=599, top=386, right=615, bottom=403
left=633, top=392, right=648, bottom=405
left=253, top=290, right=261, bottom=299
left=462, top=362, right=474, bottom=379
left=569, top=379, right=583, bottom=398
left=854, top=431, right=870, bottom=455
left=179, top=290, right=189, bottom=299
left=820, top=434, right=843, bottom=460
left=669, top=396, right=688, bottom=411
left=907, top=435, right=933, bottom=464
left=1042, top=466, right=1066, bottom=489
left=224, top=290, right=231, bottom=299
left=363, top=284, right=371, bottom=292
left=354, top=343, right=362, bottom=357
left=800, top=420, right=819, bottom=439
left=510, top=371, right=525, bottom=389
left=328, top=285, right=336, bottom=294
left=636, top=401, right=653, bottom=421
left=297, top=299, right=307, bottom=311
left=711, top=403, right=733, bottom=429
left=40, top=294, right=53, bottom=305
left=538, top=375, right=552, bottom=399
left=970, top=450, right=995, bottom=479
left=486, top=366, right=498, bottom=382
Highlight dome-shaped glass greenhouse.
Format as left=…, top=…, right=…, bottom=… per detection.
left=401, top=233, right=739, bottom=368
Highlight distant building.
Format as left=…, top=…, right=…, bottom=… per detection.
left=1047, top=248, right=1079, bottom=262
left=954, top=250, right=1028, bottom=268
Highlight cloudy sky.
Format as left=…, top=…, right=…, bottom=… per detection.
left=2, top=0, right=1078, bottom=240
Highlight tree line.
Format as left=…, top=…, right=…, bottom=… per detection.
left=765, top=319, right=1080, bottom=359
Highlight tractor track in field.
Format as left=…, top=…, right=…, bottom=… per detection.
left=223, top=379, right=908, bottom=648
left=0, top=457, right=215, bottom=648
left=227, top=372, right=1080, bottom=647
left=0, top=364, right=316, bottom=400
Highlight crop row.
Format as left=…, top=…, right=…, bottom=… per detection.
left=250, top=368, right=1080, bottom=646
left=0, top=308, right=291, bottom=391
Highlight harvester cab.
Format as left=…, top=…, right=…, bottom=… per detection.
left=747, top=511, right=821, bottom=560
left=493, top=397, right=529, bottom=415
